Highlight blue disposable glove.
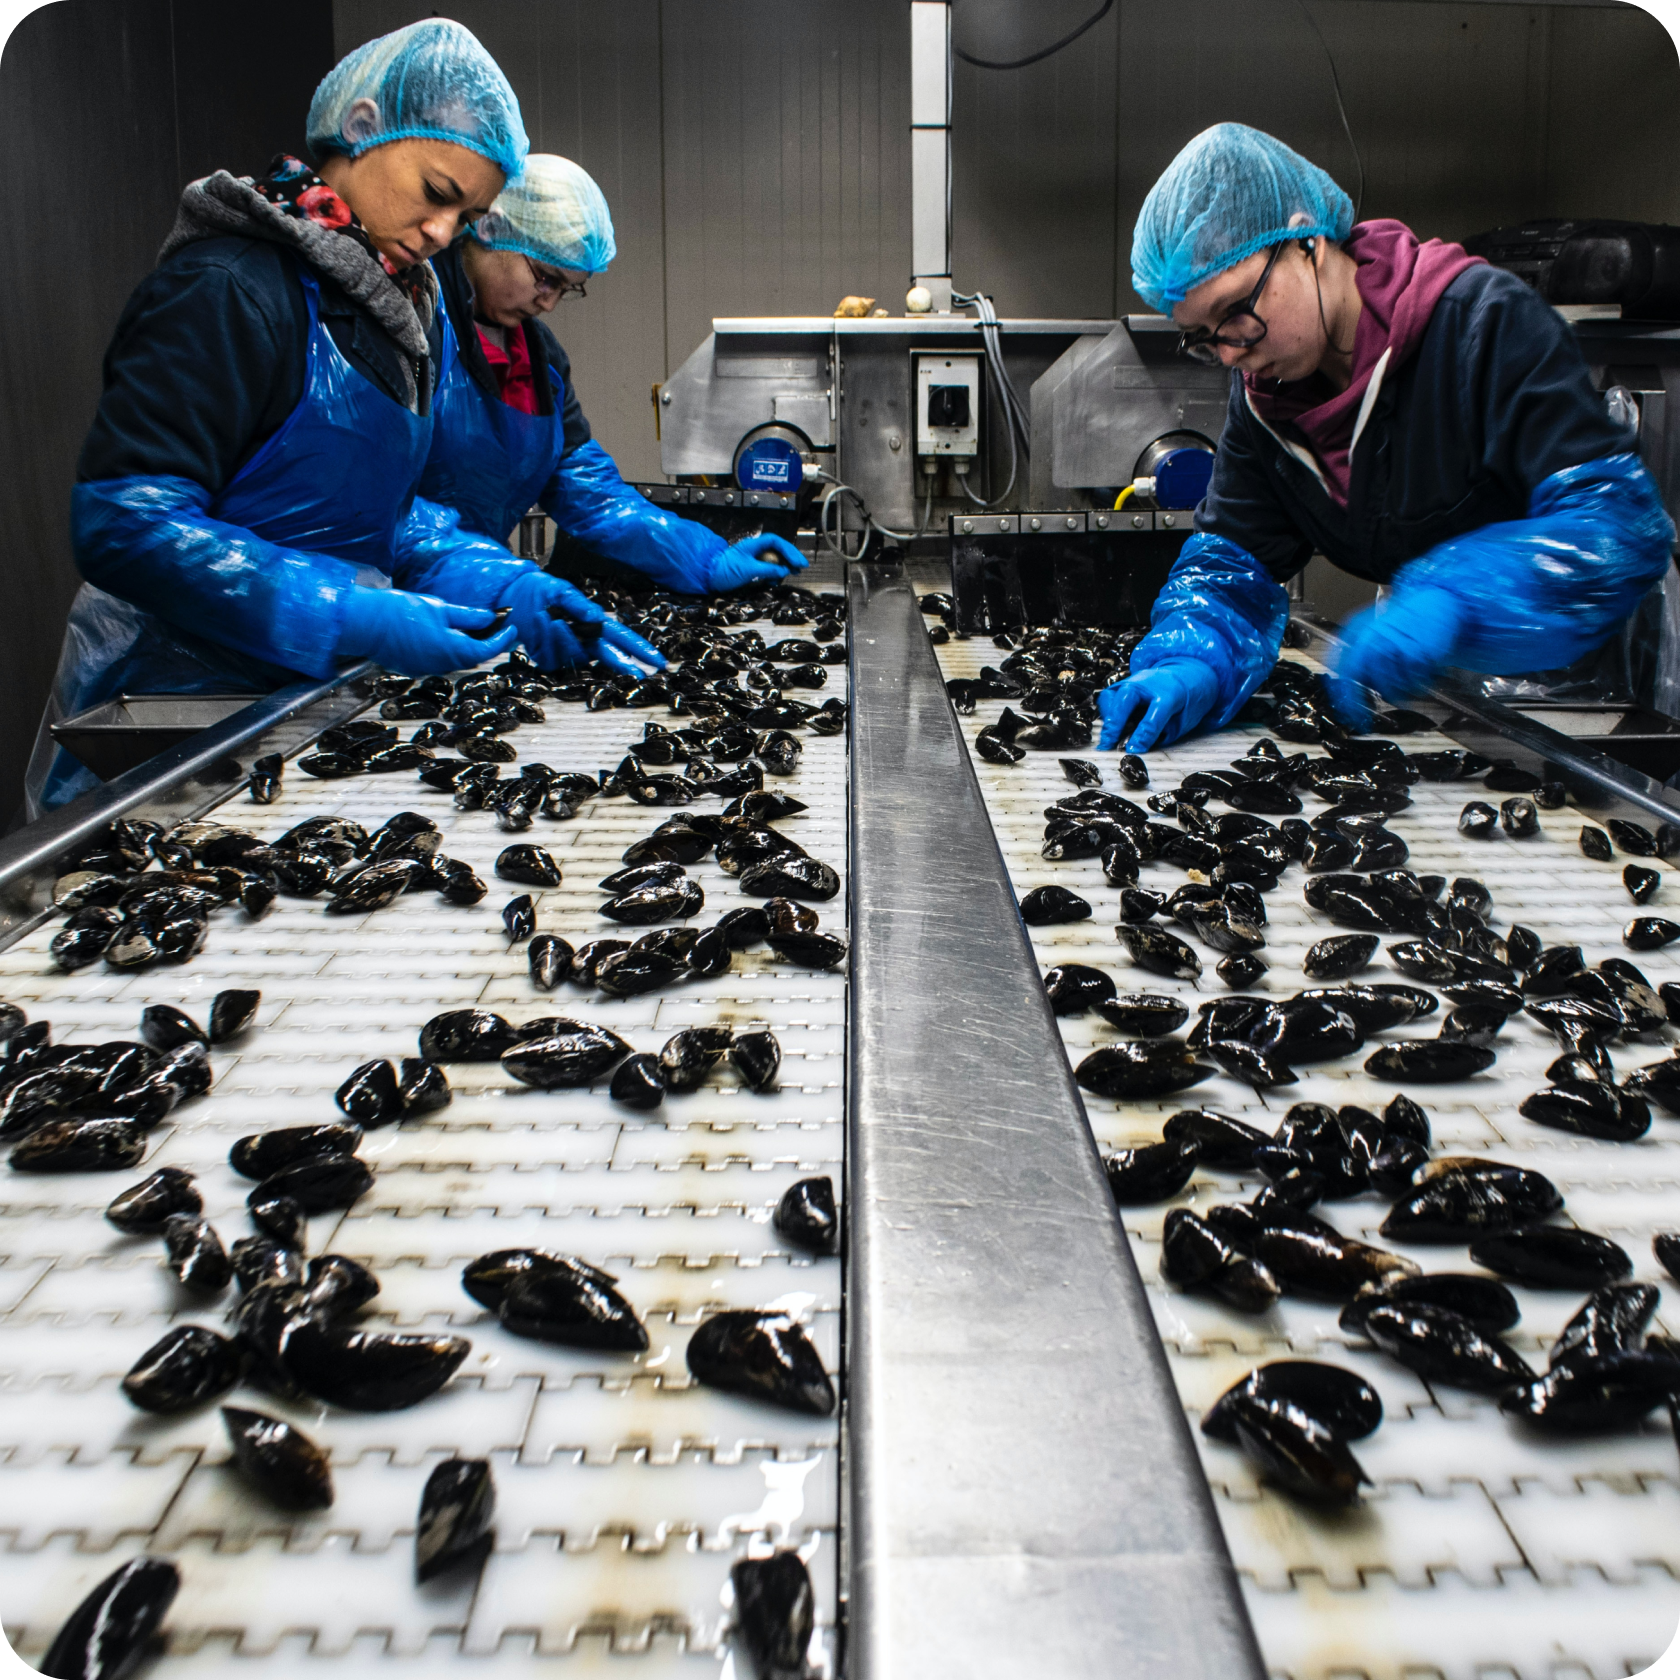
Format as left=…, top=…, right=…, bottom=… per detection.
left=499, top=570, right=666, bottom=677
left=338, top=588, right=517, bottom=675
left=1325, top=586, right=1466, bottom=730
left=1096, top=660, right=1221, bottom=752
left=705, top=535, right=809, bottom=593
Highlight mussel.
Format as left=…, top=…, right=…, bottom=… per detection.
left=336, top=1060, right=400, bottom=1126
left=1077, top=1044, right=1215, bottom=1102
left=106, top=1166, right=201, bottom=1234
left=775, top=1177, right=839, bottom=1254
left=502, top=1026, right=632, bottom=1089
left=731, top=1550, right=815, bottom=1680
left=1019, top=884, right=1092, bottom=925
left=1103, top=1141, right=1200, bottom=1204
left=498, top=1267, right=647, bottom=1351
left=1363, top=1040, right=1495, bottom=1083
left=1043, top=964, right=1116, bottom=1016
left=221, top=1406, right=334, bottom=1509
left=1468, top=1225, right=1633, bottom=1290
left=281, top=1320, right=470, bottom=1410
left=730, top=1030, right=782, bottom=1091
left=122, top=1324, right=242, bottom=1413
left=1116, top=924, right=1202, bottom=980
left=40, top=1557, right=180, bottom=1680
left=416, top=1458, right=496, bottom=1582
left=1361, top=1302, right=1534, bottom=1392
left=686, top=1310, right=835, bottom=1415
left=494, top=844, right=563, bottom=887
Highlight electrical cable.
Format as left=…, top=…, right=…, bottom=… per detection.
left=1293, top=0, right=1364, bottom=219
left=954, top=0, right=1115, bottom=70
left=1113, top=485, right=1135, bottom=511
left=950, top=287, right=1030, bottom=512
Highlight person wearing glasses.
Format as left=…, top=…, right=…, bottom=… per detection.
left=1096, top=122, right=1673, bottom=753
left=29, top=23, right=661, bottom=816
left=419, top=155, right=807, bottom=623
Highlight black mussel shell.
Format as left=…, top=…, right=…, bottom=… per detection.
left=775, top=1176, right=839, bottom=1255
left=1439, top=1004, right=1508, bottom=1048
left=221, top=1405, right=333, bottom=1509
left=1384, top=1093, right=1432, bottom=1146
left=1363, top=1041, right=1495, bottom=1083
left=660, top=1026, right=733, bottom=1092
left=1043, top=963, right=1116, bottom=1016
left=600, top=880, right=705, bottom=924
left=731, top=1550, right=815, bottom=1680
left=301, top=1254, right=380, bottom=1319
left=1061, top=756, right=1102, bottom=787
left=1624, top=916, right=1680, bottom=951
left=1341, top=1272, right=1520, bottom=1338
left=1118, top=894, right=1162, bottom=929
left=398, top=1058, right=451, bottom=1115
left=231, top=1123, right=361, bottom=1181
left=609, top=1052, right=665, bottom=1108
left=1500, top=797, right=1539, bottom=838
left=1443, top=981, right=1524, bottom=1018
left=209, top=989, right=260, bottom=1044
left=1118, top=753, right=1149, bottom=787
left=122, top=1324, right=242, bottom=1413
left=1251, top=1224, right=1417, bottom=1302
left=1102, top=841, right=1140, bottom=888
left=1655, top=1231, right=1680, bottom=1283
left=498, top=1268, right=647, bottom=1351
left=1078, top=1044, right=1215, bottom=1103
left=1253, top=999, right=1363, bottom=1064
left=494, top=844, right=563, bottom=887
left=594, top=947, right=685, bottom=995
left=687, top=1310, right=835, bottom=1415
left=1519, top=1082, right=1650, bottom=1142
left=231, top=1235, right=303, bottom=1294
left=1163, top=1107, right=1267, bottom=1169
left=1385, top=940, right=1456, bottom=984
left=730, top=1030, right=782, bottom=1091
left=282, top=1320, right=470, bottom=1410
left=41, top=1557, right=180, bottom=1680
left=1625, top=864, right=1660, bottom=904
left=1381, top=1162, right=1561, bottom=1244
left=1204, top=1040, right=1297, bottom=1088
left=528, top=933, right=573, bottom=990
left=420, top=1008, right=519, bottom=1062
left=1217, top=1389, right=1370, bottom=1504
left=336, top=1059, right=401, bottom=1126
left=1093, top=994, right=1189, bottom=1037
left=417, top=1458, right=496, bottom=1582
left=106, top=1166, right=201, bottom=1234
left=1501, top=1348, right=1680, bottom=1434
left=162, top=1213, right=232, bottom=1293
left=1160, top=1207, right=1236, bottom=1286
left=1550, top=1283, right=1659, bottom=1367
left=686, top=925, right=734, bottom=978
left=462, top=1248, right=616, bottom=1312
left=138, top=1003, right=207, bottom=1053
left=1581, top=825, right=1614, bottom=861
left=739, top=856, right=842, bottom=901
left=502, top=894, right=536, bottom=942
left=11, top=1116, right=146, bottom=1173
left=1103, top=1140, right=1200, bottom=1204
left=1203, top=1360, right=1382, bottom=1443
left=1458, top=801, right=1498, bottom=839
left=1117, top=924, right=1201, bottom=980
left=764, top=929, right=848, bottom=969
left=1522, top=944, right=1585, bottom=997
left=1469, top=1225, right=1633, bottom=1290
left=502, top=1027, right=632, bottom=1089
left=246, top=1151, right=373, bottom=1214
left=1302, top=934, right=1378, bottom=981
left=1610, top=817, right=1658, bottom=856
left=1019, top=884, right=1092, bottom=925
left=1362, top=1302, right=1535, bottom=1392
left=1217, top=952, right=1268, bottom=989
left=249, top=1193, right=308, bottom=1249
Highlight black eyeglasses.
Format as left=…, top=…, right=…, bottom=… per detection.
left=525, top=256, right=586, bottom=300
left=1176, top=240, right=1285, bottom=365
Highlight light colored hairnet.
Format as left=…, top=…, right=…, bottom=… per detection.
left=1131, top=123, right=1354, bottom=314
left=307, top=19, right=529, bottom=182
left=472, top=154, right=616, bottom=274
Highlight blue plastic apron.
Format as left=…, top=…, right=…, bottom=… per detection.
left=417, top=305, right=564, bottom=544
left=30, top=271, right=432, bottom=815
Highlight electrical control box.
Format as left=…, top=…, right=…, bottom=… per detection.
left=915, top=352, right=981, bottom=458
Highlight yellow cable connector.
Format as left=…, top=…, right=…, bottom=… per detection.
left=1113, top=485, right=1135, bottom=510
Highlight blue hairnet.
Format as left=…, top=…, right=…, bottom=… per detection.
left=1131, top=123, right=1354, bottom=314
left=308, top=19, right=528, bottom=182
left=472, top=154, right=616, bottom=274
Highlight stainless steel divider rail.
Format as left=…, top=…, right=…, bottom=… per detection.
left=844, top=559, right=1263, bottom=1679
left=0, top=665, right=376, bottom=950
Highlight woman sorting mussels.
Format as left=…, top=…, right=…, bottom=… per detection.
left=419, top=154, right=808, bottom=602
left=1095, top=123, right=1676, bottom=755
left=27, top=19, right=660, bottom=816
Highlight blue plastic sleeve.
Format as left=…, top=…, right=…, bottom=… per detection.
left=543, top=440, right=726, bottom=593
left=390, top=494, right=539, bottom=609
left=1397, top=451, right=1676, bottom=673
left=1127, top=531, right=1292, bottom=727
left=70, top=475, right=361, bottom=681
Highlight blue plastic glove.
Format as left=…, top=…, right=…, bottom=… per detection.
left=1325, top=586, right=1465, bottom=730
left=499, top=570, right=666, bottom=677
left=1097, top=661, right=1222, bottom=752
left=338, top=589, right=517, bottom=675
left=705, top=535, right=809, bottom=593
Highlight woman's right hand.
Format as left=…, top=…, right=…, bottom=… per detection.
left=338, top=587, right=517, bottom=674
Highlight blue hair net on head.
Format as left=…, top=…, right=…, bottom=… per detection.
left=308, top=19, right=528, bottom=182
left=472, top=154, right=616, bottom=273
left=1131, top=123, right=1354, bottom=315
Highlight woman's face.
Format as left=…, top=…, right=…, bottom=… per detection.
left=319, top=135, right=505, bottom=268
left=1173, top=239, right=1329, bottom=383
left=461, top=241, right=591, bottom=329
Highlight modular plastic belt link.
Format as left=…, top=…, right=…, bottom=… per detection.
left=0, top=571, right=847, bottom=1675
left=929, top=577, right=1680, bottom=1680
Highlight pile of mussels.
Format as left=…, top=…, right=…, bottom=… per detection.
left=930, top=604, right=1680, bottom=1500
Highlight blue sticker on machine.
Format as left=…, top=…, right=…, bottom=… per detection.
left=736, top=436, right=804, bottom=492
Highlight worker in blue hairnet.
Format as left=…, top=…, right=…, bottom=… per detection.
left=29, top=20, right=659, bottom=816
left=419, top=154, right=807, bottom=603
left=1096, top=122, right=1675, bottom=754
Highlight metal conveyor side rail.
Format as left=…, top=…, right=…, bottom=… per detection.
left=844, top=560, right=1263, bottom=1678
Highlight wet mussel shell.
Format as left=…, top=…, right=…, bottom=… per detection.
left=1218, top=1389, right=1371, bottom=1504
left=1078, top=1042, right=1215, bottom=1102
left=1550, top=1283, right=1659, bottom=1367
left=1042, top=963, right=1116, bottom=1016
left=11, top=1117, right=147, bottom=1173
left=398, top=1058, right=451, bottom=1116
left=1203, top=1360, right=1382, bottom=1444
left=230, top=1123, right=362, bottom=1181
left=281, top=1320, right=470, bottom=1411
left=497, top=1268, right=648, bottom=1352
left=1340, top=1272, right=1520, bottom=1339
left=1468, top=1224, right=1634, bottom=1290
left=731, top=1550, right=816, bottom=1680
left=609, top=1052, right=666, bottom=1108
left=502, top=1027, right=632, bottom=1089
left=1103, top=1140, right=1200, bottom=1204
left=245, top=1151, right=374, bottom=1214
left=420, top=1008, right=520, bottom=1063
left=1093, top=994, right=1190, bottom=1037
left=1019, top=884, right=1092, bottom=925
left=1117, top=924, right=1202, bottom=980
left=774, top=1176, right=839, bottom=1254
left=1250, top=1224, right=1418, bottom=1302
left=106, top=1166, right=201, bottom=1234
left=764, top=929, right=848, bottom=969
left=1624, top=916, right=1680, bottom=951
left=527, top=933, right=574, bottom=990
left=729, top=1029, right=782, bottom=1091
left=686, top=1309, right=836, bottom=1415
left=209, top=988, right=261, bottom=1043
left=139, top=1003, right=207, bottom=1052
left=494, top=844, right=563, bottom=887
left=221, top=1405, right=334, bottom=1509
left=122, top=1324, right=242, bottom=1413
left=162, top=1213, right=232, bottom=1294
left=1361, top=1302, right=1536, bottom=1392
left=41, top=1557, right=181, bottom=1680
left=1302, top=934, right=1379, bottom=981
left=417, top=1457, right=496, bottom=1582
left=1501, top=1348, right=1680, bottom=1434
left=335, top=1059, right=401, bottom=1126
left=461, top=1249, right=618, bottom=1313
left=1380, top=1159, right=1561, bottom=1243
left=1363, top=1040, right=1496, bottom=1083
left=1163, top=1108, right=1268, bottom=1170
left=1519, top=1082, right=1650, bottom=1142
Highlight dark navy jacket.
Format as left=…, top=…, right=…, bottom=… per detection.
left=1197, top=263, right=1634, bottom=584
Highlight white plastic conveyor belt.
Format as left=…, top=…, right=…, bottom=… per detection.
left=934, top=619, right=1680, bottom=1680
left=0, top=591, right=847, bottom=1676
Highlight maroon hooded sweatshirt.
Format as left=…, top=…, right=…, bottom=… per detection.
left=1244, top=219, right=1484, bottom=505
